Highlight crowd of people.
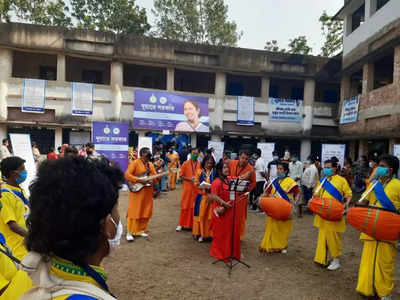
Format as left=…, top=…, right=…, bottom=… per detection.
left=0, top=137, right=399, bottom=299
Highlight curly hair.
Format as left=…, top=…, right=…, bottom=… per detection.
left=26, top=156, right=124, bottom=263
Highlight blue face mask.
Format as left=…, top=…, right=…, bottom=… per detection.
left=278, top=173, right=286, bottom=179
left=324, top=168, right=333, bottom=177
left=292, top=157, right=298, bottom=162
left=376, top=167, right=389, bottom=178
left=16, top=170, right=27, bottom=184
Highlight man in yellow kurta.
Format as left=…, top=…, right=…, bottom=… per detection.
left=313, top=159, right=352, bottom=271
left=125, top=147, right=156, bottom=241
left=0, top=157, right=29, bottom=261
left=167, top=149, right=180, bottom=191
left=356, top=154, right=400, bottom=300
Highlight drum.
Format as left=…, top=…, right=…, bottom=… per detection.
left=308, top=197, right=344, bottom=221
left=347, top=207, right=400, bottom=241
left=260, top=197, right=292, bottom=221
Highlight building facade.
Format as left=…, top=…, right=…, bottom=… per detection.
left=0, top=22, right=342, bottom=159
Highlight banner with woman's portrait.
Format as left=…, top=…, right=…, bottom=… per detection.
left=134, top=90, right=209, bottom=133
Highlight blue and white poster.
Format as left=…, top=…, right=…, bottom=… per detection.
left=321, top=144, right=346, bottom=168
left=92, top=122, right=129, bottom=172
left=72, top=82, right=94, bottom=116
left=269, top=98, right=303, bottom=122
left=340, top=95, right=360, bottom=124
left=237, top=96, right=255, bottom=125
left=21, top=79, right=46, bottom=113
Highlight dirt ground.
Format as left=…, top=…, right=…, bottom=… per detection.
left=103, top=187, right=400, bottom=300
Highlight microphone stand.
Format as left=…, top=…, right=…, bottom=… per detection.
left=212, top=178, right=250, bottom=275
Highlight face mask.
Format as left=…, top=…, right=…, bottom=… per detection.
left=192, top=154, right=198, bottom=161
left=324, top=168, right=333, bottom=177
left=16, top=170, right=27, bottom=184
left=278, top=173, right=286, bottom=179
left=108, top=217, right=123, bottom=253
left=376, top=167, right=389, bottom=178
left=292, top=157, right=298, bottom=162
left=369, top=162, right=374, bottom=168
left=273, top=156, right=279, bottom=161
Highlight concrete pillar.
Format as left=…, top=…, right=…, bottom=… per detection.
left=190, top=133, right=197, bottom=148
left=340, top=76, right=351, bottom=101
left=261, top=77, right=270, bottom=99
left=348, top=140, right=357, bottom=161
left=111, top=61, right=123, bottom=119
left=212, top=72, right=226, bottom=134
left=365, top=0, right=374, bottom=19
left=344, top=14, right=352, bottom=37
left=0, top=124, right=7, bottom=141
left=300, top=139, right=311, bottom=162
left=359, top=140, right=369, bottom=157
left=303, top=79, right=315, bottom=133
left=362, top=63, right=374, bottom=95
left=55, top=127, right=62, bottom=148
left=211, top=135, right=221, bottom=142
left=167, top=68, right=174, bottom=92
left=57, top=54, right=66, bottom=82
left=0, top=48, right=12, bottom=121
left=394, top=45, right=400, bottom=84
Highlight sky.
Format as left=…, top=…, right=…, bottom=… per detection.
left=136, top=0, right=344, bottom=54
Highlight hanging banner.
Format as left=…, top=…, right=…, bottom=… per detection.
left=269, top=98, right=303, bottom=122
left=321, top=144, right=346, bottom=168
left=21, top=79, right=46, bottom=113
left=92, top=122, right=129, bottom=172
left=72, top=82, right=94, bottom=116
left=208, top=141, right=224, bottom=163
left=237, top=96, right=255, bottom=125
left=257, top=143, right=275, bottom=164
left=340, top=95, right=360, bottom=124
left=138, top=136, right=153, bottom=155
left=134, top=90, right=209, bottom=133
left=9, top=134, right=37, bottom=197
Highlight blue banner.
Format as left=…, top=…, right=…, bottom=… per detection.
left=269, top=98, right=303, bottom=122
left=340, top=95, right=360, bottom=124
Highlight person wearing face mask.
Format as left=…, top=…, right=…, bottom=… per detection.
left=19, top=156, right=124, bottom=300
left=266, top=151, right=280, bottom=183
left=167, top=148, right=180, bottom=191
left=125, top=147, right=157, bottom=241
left=0, top=156, right=29, bottom=261
left=366, top=156, right=379, bottom=186
left=356, top=155, right=400, bottom=300
left=259, top=162, right=300, bottom=254
left=313, top=159, right=352, bottom=271
left=176, top=148, right=201, bottom=231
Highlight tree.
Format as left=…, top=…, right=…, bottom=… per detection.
left=287, top=36, right=312, bottom=55
left=319, top=10, right=343, bottom=57
left=264, top=40, right=286, bottom=53
left=70, top=0, right=150, bottom=35
left=152, top=0, right=242, bottom=46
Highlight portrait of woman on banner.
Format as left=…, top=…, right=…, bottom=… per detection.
left=175, top=100, right=209, bottom=133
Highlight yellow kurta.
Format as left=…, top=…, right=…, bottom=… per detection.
left=259, top=177, right=297, bottom=253
left=168, top=153, right=180, bottom=190
left=193, top=168, right=214, bottom=238
left=356, top=178, right=400, bottom=298
left=313, top=175, right=352, bottom=265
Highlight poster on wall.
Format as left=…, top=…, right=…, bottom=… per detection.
left=237, top=96, right=255, bottom=125
left=321, top=144, right=346, bottom=168
left=340, top=95, right=360, bottom=124
left=9, top=134, right=37, bottom=197
left=21, top=79, right=46, bottom=113
left=138, top=136, right=153, bottom=155
left=70, top=131, right=91, bottom=146
left=269, top=98, right=303, bottom=122
left=72, top=82, right=94, bottom=116
left=257, top=143, right=275, bottom=164
left=134, top=90, right=209, bottom=133
left=92, top=122, right=129, bottom=172
left=208, top=141, right=224, bottom=162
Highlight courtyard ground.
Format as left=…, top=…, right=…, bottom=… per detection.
left=103, top=187, right=400, bottom=300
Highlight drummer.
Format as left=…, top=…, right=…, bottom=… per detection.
left=356, top=154, right=400, bottom=300
left=259, top=162, right=300, bottom=254
left=313, top=159, right=352, bottom=271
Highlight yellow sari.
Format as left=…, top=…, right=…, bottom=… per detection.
left=259, top=177, right=297, bottom=253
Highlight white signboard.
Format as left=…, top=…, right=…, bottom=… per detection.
left=9, top=134, right=37, bottom=197
left=321, top=144, right=346, bottom=168
left=72, top=82, right=94, bottom=116
left=138, top=137, right=153, bottom=155
left=269, top=98, right=303, bottom=122
left=393, top=144, right=400, bottom=178
left=70, top=131, right=91, bottom=146
left=208, top=141, right=224, bottom=163
left=340, top=95, right=360, bottom=124
left=257, top=143, right=275, bottom=164
left=22, top=79, right=46, bottom=113
left=237, top=96, right=255, bottom=125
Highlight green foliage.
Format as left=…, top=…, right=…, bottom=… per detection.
left=264, top=40, right=286, bottom=53
left=287, top=36, right=312, bottom=55
left=319, top=10, right=343, bottom=57
left=152, top=0, right=241, bottom=46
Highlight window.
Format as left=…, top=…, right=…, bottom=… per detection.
left=291, top=87, right=304, bottom=100
left=351, top=3, right=365, bottom=32
left=269, top=85, right=279, bottom=98
left=124, top=64, right=166, bottom=90
left=65, top=56, right=110, bottom=85
left=323, top=90, right=339, bottom=103
left=376, top=0, right=390, bottom=11
left=39, top=66, right=57, bottom=81
left=373, top=51, right=394, bottom=90
left=82, top=70, right=103, bottom=84
left=12, top=51, right=57, bottom=80
left=175, top=69, right=215, bottom=94
left=226, top=74, right=261, bottom=97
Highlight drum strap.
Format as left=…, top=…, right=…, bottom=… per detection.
left=320, top=178, right=343, bottom=203
left=374, top=181, right=396, bottom=212
left=272, top=180, right=290, bottom=203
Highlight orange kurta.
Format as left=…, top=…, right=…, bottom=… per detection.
left=168, top=153, right=180, bottom=190
left=179, top=160, right=201, bottom=228
left=228, top=160, right=256, bottom=239
left=125, top=159, right=156, bottom=235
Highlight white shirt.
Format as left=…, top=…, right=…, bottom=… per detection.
left=255, top=157, right=266, bottom=182
left=289, top=161, right=303, bottom=181
left=0, top=145, right=11, bottom=161
left=301, top=164, right=319, bottom=189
